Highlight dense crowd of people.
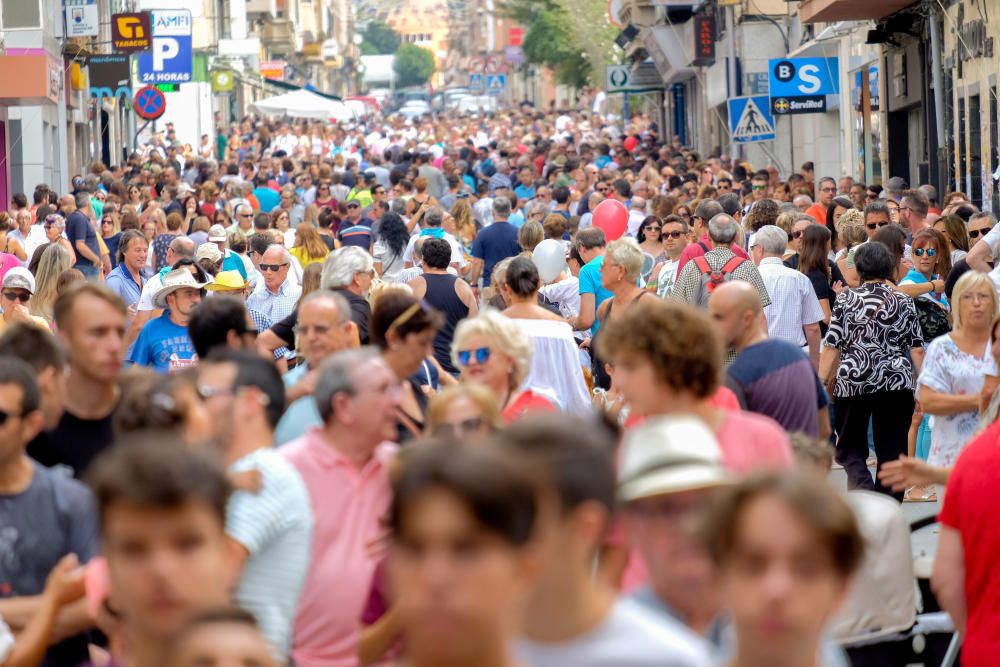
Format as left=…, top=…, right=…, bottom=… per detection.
left=0, top=105, right=997, bottom=666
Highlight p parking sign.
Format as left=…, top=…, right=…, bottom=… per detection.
left=136, top=10, right=193, bottom=84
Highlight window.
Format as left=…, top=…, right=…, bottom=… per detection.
left=2, top=0, right=42, bottom=29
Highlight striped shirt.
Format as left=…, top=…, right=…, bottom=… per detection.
left=227, top=448, right=313, bottom=661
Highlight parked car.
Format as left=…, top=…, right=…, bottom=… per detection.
left=457, top=95, right=497, bottom=114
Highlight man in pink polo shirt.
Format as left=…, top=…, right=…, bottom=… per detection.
left=281, top=347, right=401, bottom=667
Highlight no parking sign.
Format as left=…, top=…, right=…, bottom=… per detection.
left=133, top=85, right=166, bottom=121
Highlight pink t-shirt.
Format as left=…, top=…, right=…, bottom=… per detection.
left=0, top=253, right=20, bottom=281
left=281, top=429, right=398, bottom=667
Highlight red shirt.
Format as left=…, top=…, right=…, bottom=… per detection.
left=939, top=420, right=1000, bottom=667
left=502, top=389, right=557, bottom=424
left=676, top=235, right=749, bottom=273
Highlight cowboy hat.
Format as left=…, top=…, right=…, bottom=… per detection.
left=154, top=268, right=208, bottom=308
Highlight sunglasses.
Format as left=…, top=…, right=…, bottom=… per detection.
left=347, top=203, right=360, bottom=209
left=0, top=408, right=23, bottom=426
left=791, top=230, right=805, bottom=239
left=259, top=263, right=288, bottom=272
left=969, top=228, right=988, bottom=239
left=752, top=185, right=766, bottom=191
left=913, top=247, right=938, bottom=257
left=866, top=221, right=890, bottom=230
left=646, top=226, right=662, bottom=234
left=432, top=417, right=484, bottom=438
left=3, top=291, right=30, bottom=302
left=457, top=346, right=491, bottom=367
left=662, top=231, right=685, bottom=239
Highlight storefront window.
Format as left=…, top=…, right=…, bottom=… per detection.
left=852, top=64, right=882, bottom=185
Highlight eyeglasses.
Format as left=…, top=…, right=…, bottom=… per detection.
left=259, top=263, right=288, bottom=272
left=293, top=323, right=333, bottom=336
left=866, top=221, right=890, bottom=230
left=820, top=187, right=837, bottom=193
left=432, top=417, right=484, bottom=438
left=457, top=346, right=491, bottom=367
left=196, top=384, right=232, bottom=401
left=2, top=291, right=29, bottom=302
left=0, top=408, right=23, bottom=426
left=898, top=206, right=912, bottom=213
left=662, top=231, right=685, bottom=239
left=969, top=228, right=989, bottom=239
left=913, top=247, right=938, bottom=257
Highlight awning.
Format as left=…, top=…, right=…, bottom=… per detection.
left=798, top=0, right=915, bottom=23
left=251, top=88, right=356, bottom=121
left=262, top=77, right=341, bottom=101
left=641, top=24, right=696, bottom=85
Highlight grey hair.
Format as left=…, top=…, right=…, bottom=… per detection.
left=390, top=199, right=407, bottom=216
left=265, top=243, right=293, bottom=265
left=792, top=194, right=813, bottom=207
left=314, top=347, right=381, bottom=423
left=234, top=202, right=253, bottom=217
left=970, top=211, right=997, bottom=226
left=423, top=206, right=444, bottom=227
left=74, top=192, right=91, bottom=209
left=321, top=246, right=374, bottom=289
left=44, top=214, right=65, bottom=230
left=707, top=214, right=739, bottom=245
left=492, top=196, right=512, bottom=219
left=752, top=225, right=788, bottom=255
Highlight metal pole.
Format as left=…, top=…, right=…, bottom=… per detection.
left=727, top=4, right=738, bottom=161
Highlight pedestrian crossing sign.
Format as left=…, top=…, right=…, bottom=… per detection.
left=728, top=95, right=776, bottom=143
left=486, top=74, right=506, bottom=96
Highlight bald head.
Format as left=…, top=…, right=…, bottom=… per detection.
left=708, top=281, right=762, bottom=350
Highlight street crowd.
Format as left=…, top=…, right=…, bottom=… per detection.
left=0, top=102, right=997, bottom=667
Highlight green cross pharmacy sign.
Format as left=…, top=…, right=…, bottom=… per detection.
left=605, top=63, right=663, bottom=94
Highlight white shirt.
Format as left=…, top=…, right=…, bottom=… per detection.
left=627, top=209, right=647, bottom=238
left=402, top=232, right=467, bottom=268
left=511, top=318, right=592, bottom=416
left=10, top=225, right=46, bottom=261
left=757, top=257, right=825, bottom=347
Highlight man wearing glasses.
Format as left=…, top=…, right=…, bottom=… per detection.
left=898, top=189, right=931, bottom=235
left=247, top=245, right=301, bottom=336
left=805, top=176, right=837, bottom=226
left=0, top=269, right=48, bottom=332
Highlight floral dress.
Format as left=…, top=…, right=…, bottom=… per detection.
left=918, top=334, right=996, bottom=467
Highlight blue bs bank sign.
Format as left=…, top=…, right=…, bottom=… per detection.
left=768, top=58, right=839, bottom=115
left=137, top=10, right=192, bottom=84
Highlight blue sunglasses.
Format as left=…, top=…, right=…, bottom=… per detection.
left=457, top=346, right=491, bottom=367
left=913, top=247, right=937, bottom=257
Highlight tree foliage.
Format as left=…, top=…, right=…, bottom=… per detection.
left=520, top=8, right=589, bottom=88
left=361, top=21, right=400, bottom=55
left=393, top=43, right=436, bottom=87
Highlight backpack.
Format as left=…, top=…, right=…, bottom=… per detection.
left=691, top=255, right=746, bottom=308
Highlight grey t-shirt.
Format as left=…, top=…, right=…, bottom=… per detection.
left=0, top=462, right=99, bottom=666
left=516, top=598, right=712, bottom=667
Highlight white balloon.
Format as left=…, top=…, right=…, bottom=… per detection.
left=532, top=239, right=568, bottom=284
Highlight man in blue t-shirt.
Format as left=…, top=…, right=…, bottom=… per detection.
left=513, top=166, right=536, bottom=202
left=471, top=196, right=520, bottom=287
left=130, top=268, right=206, bottom=373
left=571, top=228, right=613, bottom=336
left=336, top=201, right=373, bottom=252
left=252, top=175, right=280, bottom=213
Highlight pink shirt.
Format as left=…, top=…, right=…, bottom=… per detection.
left=281, top=428, right=398, bottom=667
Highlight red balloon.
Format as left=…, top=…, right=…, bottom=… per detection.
left=592, top=199, right=628, bottom=241
left=623, top=136, right=639, bottom=152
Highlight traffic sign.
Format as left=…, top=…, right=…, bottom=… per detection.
left=484, top=55, right=505, bottom=74
left=112, top=12, right=152, bottom=53
left=728, top=96, right=775, bottom=143
left=136, top=9, right=193, bottom=84
left=486, top=74, right=506, bottom=96
left=606, top=64, right=630, bottom=93
left=469, top=72, right=484, bottom=91
left=133, top=85, right=166, bottom=120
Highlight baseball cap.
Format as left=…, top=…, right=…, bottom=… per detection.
left=885, top=176, right=908, bottom=192
left=208, top=224, right=227, bottom=242
left=2, top=267, right=35, bottom=294
left=196, top=243, right=223, bottom=264
left=617, top=416, right=729, bottom=503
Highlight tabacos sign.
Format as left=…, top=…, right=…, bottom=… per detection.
left=111, top=12, right=152, bottom=53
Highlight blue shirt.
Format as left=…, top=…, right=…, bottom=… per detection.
left=337, top=219, right=373, bottom=250
left=105, top=263, right=143, bottom=309
left=66, top=210, right=98, bottom=271
left=254, top=187, right=280, bottom=213
left=274, top=364, right=321, bottom=446
left=508, top=210, right=525, bottom=229
left=514, top=183, right=536, bottom=201
left=471, top=220, right=520, bottom=286
left=579, top=255, right=613, bottom=335
left=129, top=312, right=197, bottom=374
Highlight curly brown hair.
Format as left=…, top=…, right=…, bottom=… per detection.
left=597, top=299, right=723, bottom=399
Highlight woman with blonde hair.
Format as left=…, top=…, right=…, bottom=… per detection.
left=518, top=221, right=544, bottom=254
left=452, top=309, right=557, bottom=423
left=288, top=223, right=330, bottom=268
left=30, top=243, right=74, bottom=322
left=835, top=216, right=867, bottom=287
left=449, top=198, right=477, bottom=252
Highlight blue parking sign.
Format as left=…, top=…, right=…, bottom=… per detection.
left=137, top=10, right=192, bottom=84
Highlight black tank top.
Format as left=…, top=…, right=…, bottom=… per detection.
left=423, top=272, right=469, bottom=375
